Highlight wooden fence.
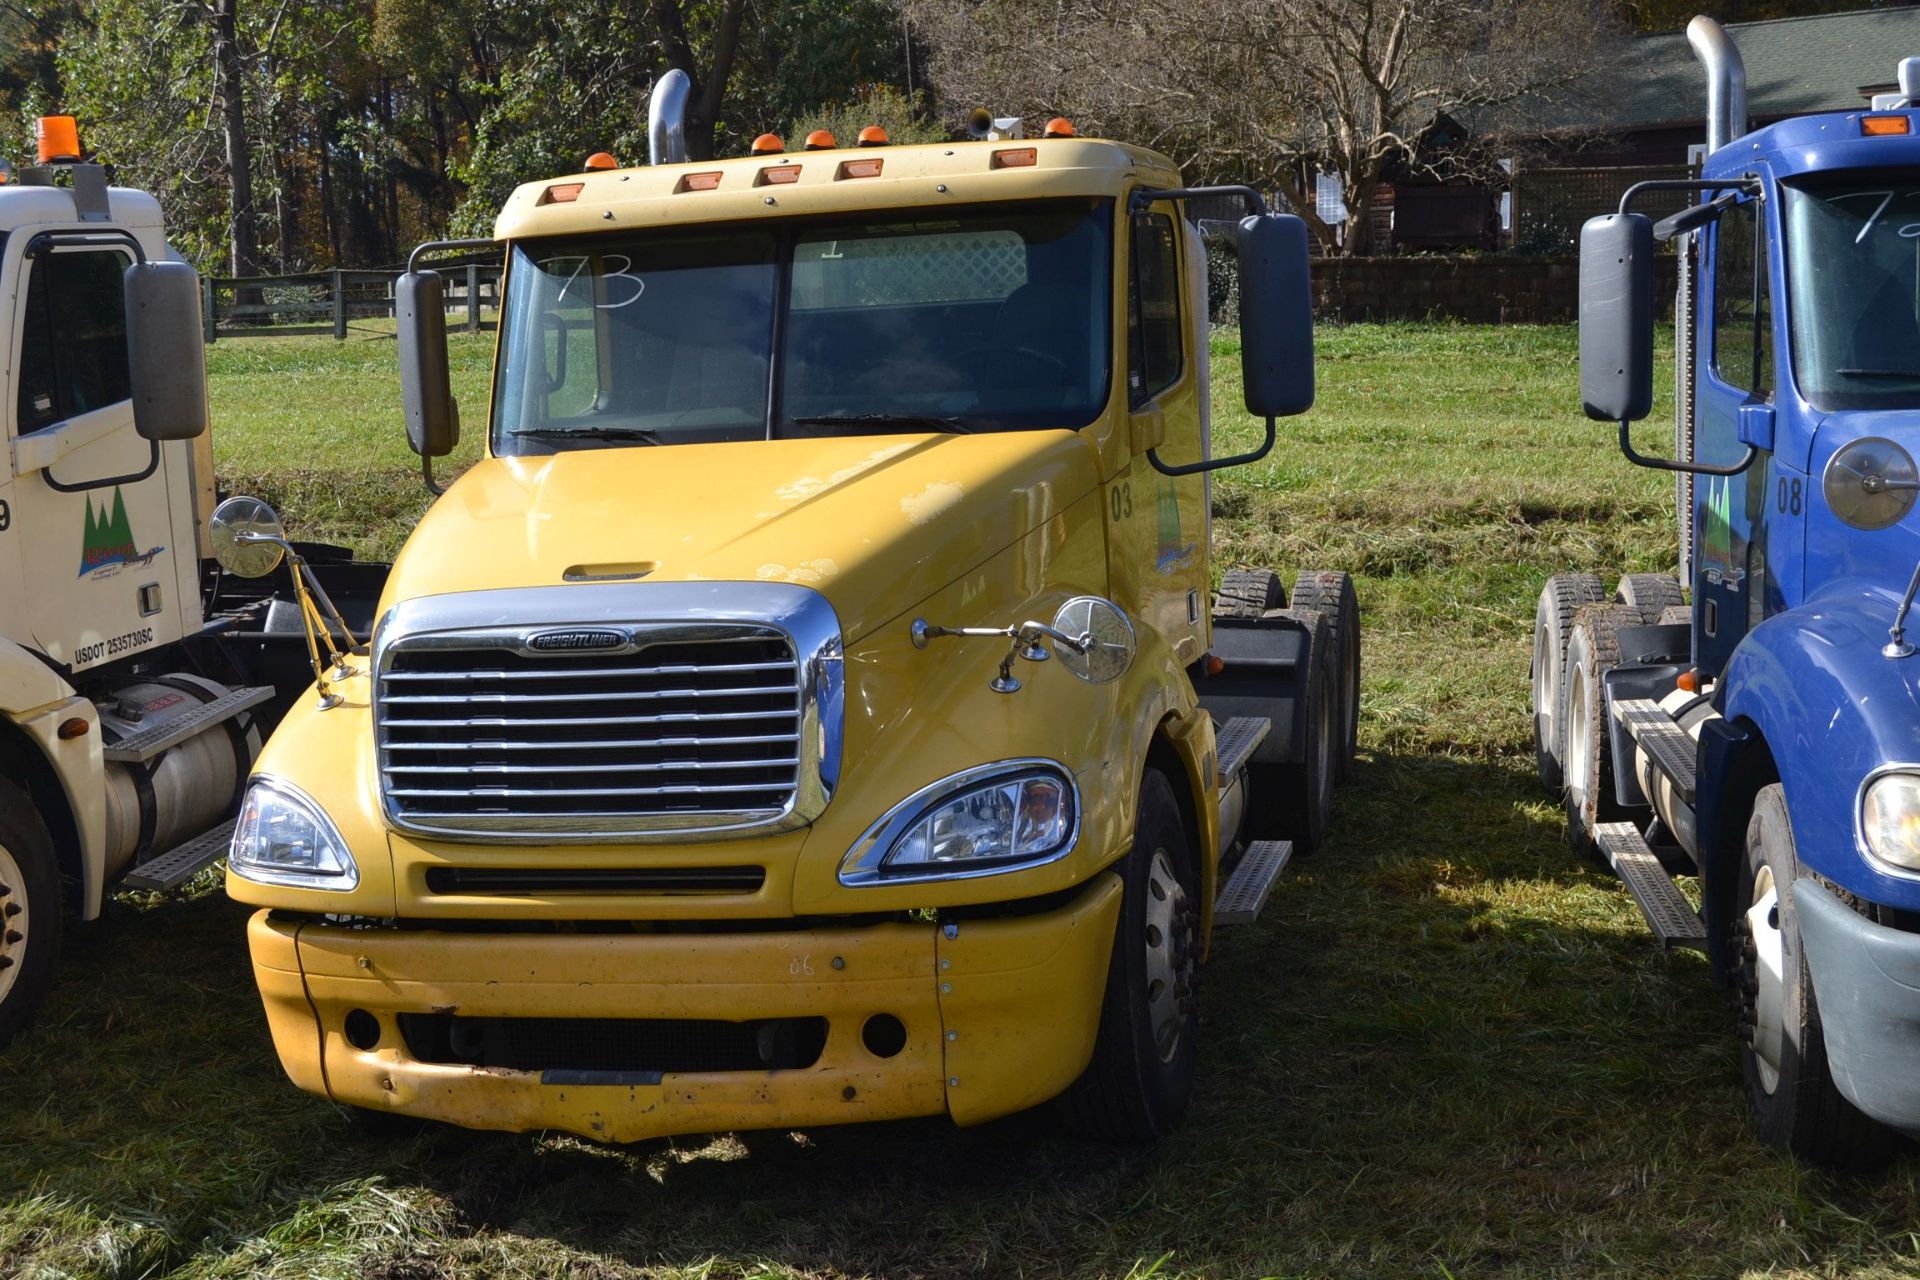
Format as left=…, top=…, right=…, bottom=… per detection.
left=202, top=265, right=502, bottom=341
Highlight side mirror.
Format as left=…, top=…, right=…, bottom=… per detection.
left=1234, top=213, right=1314, bottom=418
left=397, top=270, right=458, bottom=459
left=1579, top=213, right=1655, bottom=424
left=123, top=261, right=209, bottom=441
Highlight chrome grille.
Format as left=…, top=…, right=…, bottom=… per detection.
left=375, top=604, right=836, bottom=840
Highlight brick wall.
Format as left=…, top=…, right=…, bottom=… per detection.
left=1306, top=255, right=1679, bottom=325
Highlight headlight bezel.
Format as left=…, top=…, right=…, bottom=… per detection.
left=839, top=759, right=1080, bottom=887
left=1858, top=765, right=1920, bottom=877
left=228, top=775, right=360, bottom=892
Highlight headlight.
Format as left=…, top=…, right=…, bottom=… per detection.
left=840, top=762, right=1078, bottom=886
left=229, top=778, right=359, bottom=891
left=1861, top=771, right=1920, bottom=872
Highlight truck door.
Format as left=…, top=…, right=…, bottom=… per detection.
left=1693, top=193, right=1776, bottom=674
left=1106, top=200, right=1208, bottom=666
left=4, top=233, right=188, bottom=671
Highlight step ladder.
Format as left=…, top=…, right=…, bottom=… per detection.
left=122, top=819, right=235, bottom=892
left=1214, top=840, right=1293, bottom=926
left=1592, top=821, right=1707, bottom=950
left=1214, top=715, right=1270, bottom=785
left=1610, top=697, right=1696, bottom=805
left=103, top=686, right=274, bottom=765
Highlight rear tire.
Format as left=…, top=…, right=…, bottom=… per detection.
left=0, top=777, right=63, bottom=1052
left=1737, top=784, right=1894, bottom=1168
left=1059, top=769, right=1198, bottom=1142
left=1291, top=570, right=1360, bottom=781
left=1532, top=574, right=1607, bottom=794
left=1615, top=572, right=1685, bottom=625
left=1244, top=608, right=1335, bottom=853
left=1213, top=567, right=1286, bottom=618
left=1561, top=604, right=1638, bottom=856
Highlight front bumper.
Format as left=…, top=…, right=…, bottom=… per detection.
left=247, top=873, right=1121, bottom=1143
left=1795, top=876, right=1920, bottom=1134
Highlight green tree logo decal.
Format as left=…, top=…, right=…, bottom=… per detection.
left=78, top=486, right=139, bottom=578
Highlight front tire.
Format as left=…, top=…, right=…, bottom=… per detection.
left=1059, top=769, right=1198, bottom=1142
left=1737, top=784, right=1893, bottom=1168
left=0, top=777, right=63, bottom=1051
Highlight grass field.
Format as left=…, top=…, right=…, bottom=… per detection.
left=8, top=323, right=1920, bottom=1279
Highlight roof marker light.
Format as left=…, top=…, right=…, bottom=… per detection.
left=584, top=152, right=618, bottom=170
left=1043, top=117, right=1076, bottom=138
left=991, top=147, right=1037, bottom=169
left=805, top=130, right=837, bottom=151
left=1864, top=114, right=1912, bottom=136
left=540, top=182, right=585, bottom=204
left=857, top=125, right=891, bottom=147
left=677, top=171, right=723, bottom=192
left=750, top=133, right=784, bottom=155
left=758, top=164, right=802, bottom=186
left=838, top=157, right=884, bottom=179
left=35, top=115, right=80, bottom=165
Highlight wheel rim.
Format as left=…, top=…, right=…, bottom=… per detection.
left=1142, top=847, right=1194, bottom=1064
left=1532, top=618, right=1554, bottom=747
left=0, top=842, right=26, bottom=1006
left=1565, top=664, right=1591, bottom=810
left=1744, top=864, right=1786, bottom=1094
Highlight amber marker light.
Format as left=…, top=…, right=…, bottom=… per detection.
left=540, top=182, right=585, bottom=204
left=856, top=125, right=891, bottom=147
left=1043, top=117, right=1076, bottom=138
left=677, top=171, right=723, bottom=192
left=1676, top=670, right=1699, bottom=693
left=1864, top=114, right=1912, bottom=136
left=57, top=717, right=89, bottom=740
left=36, top=115, right=81, bottom=164
left=1203, top=654, right=1226, bottom=677
left=805, top=130, right=837, bottom=151
left=750, top=133, right=784, bottom=155
left=991, top=147, right=1037, bottom=169
left=584, top=152, right=618, bottom=170
left=758, top=164, right=802, bottom=186
left=838, top=157, right=884, bottom=179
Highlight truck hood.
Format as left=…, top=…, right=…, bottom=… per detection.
left=380, top=431, right=1100, bottom=643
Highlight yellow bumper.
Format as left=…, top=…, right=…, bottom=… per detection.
left=247, top=874, right=1121, bottom=1143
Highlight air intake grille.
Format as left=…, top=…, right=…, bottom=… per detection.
left=376, top=627, right=803, bottom=837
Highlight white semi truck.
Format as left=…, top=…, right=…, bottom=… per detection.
left=0, top=117, right=385, bottom=1047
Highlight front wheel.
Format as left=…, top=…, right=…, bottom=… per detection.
left=1737, top=784, right=1892, bottom=1168
left=1059, top=769, right=1198, bottom=1142
left=0, top=777, right=63, bottom=1051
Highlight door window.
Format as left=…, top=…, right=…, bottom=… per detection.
left=1128, top=212, right=1184, bottom=406
left=1711, top=200, right=1773, bottom=397
left=15, top=249, right=132, bottom=435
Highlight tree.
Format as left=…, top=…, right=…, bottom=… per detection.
left=909, top=0, right=1624, bottom=254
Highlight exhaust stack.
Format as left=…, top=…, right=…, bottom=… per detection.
left=648, top=69, right=691, bottom=165
left=1901, top=57, right=1920, bottom=105
left=1686, top=16, right=1747, bottom=156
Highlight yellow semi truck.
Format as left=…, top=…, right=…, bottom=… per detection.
left=223, top=78, right=1360, bottom=1143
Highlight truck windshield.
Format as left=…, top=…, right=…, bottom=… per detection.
left=492, top=199, right=1113, bottom=452
left=1784, top=175, right=1920, bottom=411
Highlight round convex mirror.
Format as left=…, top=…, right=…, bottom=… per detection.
left=1051, top=596, right=1136, bottom=685
left=210, top=495, right=288, bottom=579
left=1825, top=436, right=1919, bottom=532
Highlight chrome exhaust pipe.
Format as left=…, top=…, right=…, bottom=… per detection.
left=648, top=68, right=691, bottom=165
left=1687, top=16, right=1747, bottom=156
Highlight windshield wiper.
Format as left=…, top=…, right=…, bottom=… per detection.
left=512, top=427, right=664, bottom=444
left=791, top=414, right=981, bottom=434
left=1836, top=369, right=1920, bottom=379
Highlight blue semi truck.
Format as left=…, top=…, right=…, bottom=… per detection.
left=1532, top=16, right=1920, bottom=1166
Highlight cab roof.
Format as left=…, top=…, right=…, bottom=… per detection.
left=1706, top=107, right=1920, bottom=182
left=492, top=137, right=1182, bottom=242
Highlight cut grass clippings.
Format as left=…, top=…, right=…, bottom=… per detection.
left=6, top=322, right=1920, bottom=1278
